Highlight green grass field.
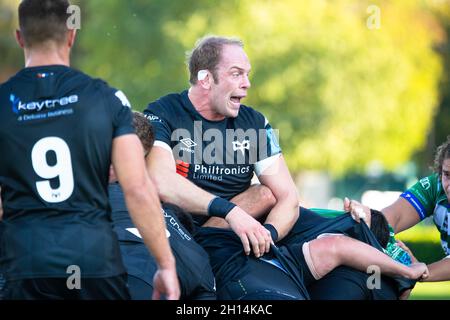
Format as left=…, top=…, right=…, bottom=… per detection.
left=410, top=281, right=450, bottom=300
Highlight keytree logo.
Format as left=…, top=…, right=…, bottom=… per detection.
left=10, top=94, right=78, bottom=114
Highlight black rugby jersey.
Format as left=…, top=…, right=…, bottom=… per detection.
left=144, top=90, right=281, bottom=201
left=109, top=183, right=216, bottom=299
left=0, top=65, right=133, bottom=279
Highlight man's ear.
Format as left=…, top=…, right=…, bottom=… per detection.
left=197, top=70, right=212, bottom=90
left=15, top=29, right=25, bottom=48
left=67, top=29, right=77, bottom=48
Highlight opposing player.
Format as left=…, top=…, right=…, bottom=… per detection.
left=347, top=136, right=450, bottom=283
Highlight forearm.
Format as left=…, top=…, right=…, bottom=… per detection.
left=341, top=241, right=416, bottom=279
left=124, top=181, right=175, bottom=269
left=263, top=191, right=299, bottom=240
left=256, top=155, right=299, bottom=240
left=308, top=235, right=420, bottom=280
left=422, top=258, right=450, bottom=282
left=152, top=169, right=215, bottom=216
left=203, top=184, right=277, bottom=228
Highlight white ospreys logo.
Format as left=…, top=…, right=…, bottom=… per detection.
left=232, top=139, right=250, bottom=156
left=114, top=90, right=131, bottom=108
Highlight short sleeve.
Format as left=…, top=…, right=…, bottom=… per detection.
left=255, top=117, right=282, bottom=176
left=107, top=89, right=135, bottom=138
left=400, top=174, right=439, bottom=220
left=144, top=101, right=173, bottom=146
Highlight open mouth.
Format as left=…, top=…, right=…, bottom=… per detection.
left=230, top=95, right=245, bottom=106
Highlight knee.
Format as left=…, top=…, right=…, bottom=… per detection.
left=314, top=235, right=346, bottom=260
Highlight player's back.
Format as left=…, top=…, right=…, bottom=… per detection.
left=0, top=65, right=129, bottom=281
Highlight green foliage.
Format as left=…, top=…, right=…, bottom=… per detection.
left=0, top=0, right=447, bottom=177
left=0, top=0, right=22, bottom=79
left=75, top=0, right=445, bottom=176
left=75, top=0, right=215, bottom=109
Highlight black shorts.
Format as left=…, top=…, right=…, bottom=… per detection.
left=127, top=275, right=153, bottom=300
left=278, top=243, right=316, bottom=287
left=307, top=266, right=398, bottom=300
left=2, top=274, right=130, bottom=300
left=0, top=273, right=5, bottom=300
left=217, top=258, right=308, bottom=300
left=119, top=241, right=157, bottom=286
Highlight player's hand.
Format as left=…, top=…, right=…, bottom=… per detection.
left=344, top=197, right=371, bottom=227
left=152, top=267, right=180, bottom=300
left=396, top=240, right=418, bottom=263
left=408, top=262, right=429, bottom=280
left=226, top=206, right=272, bottom=257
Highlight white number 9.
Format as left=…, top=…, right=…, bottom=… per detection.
left=31, top=137, right=74, bottom=203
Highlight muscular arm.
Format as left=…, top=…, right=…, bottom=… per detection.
left=382, top=197, right=421, bottom=233
left=258, top=155, right=299, bottom=240
left=147, top=146, right=271, bottom=257
left=112, top=135, right=179, bottom=299
left=202, top=184, right=276, bottom=228
left=202, top=156, right=299, bottom=241
left=146, top=146, right=217, bottom=214
left=308, top=235, right=428, bottom=281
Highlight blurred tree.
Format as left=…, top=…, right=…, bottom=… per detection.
left=413, top=1, right=450, bottom=177
left=1, top=0, right=447, bottom=178
left=158, top=0, right=445, bottom=176
left=0, top=0, right=22, bottom=81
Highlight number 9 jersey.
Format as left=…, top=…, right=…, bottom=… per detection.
left=0, top=65, right=134, bottom=281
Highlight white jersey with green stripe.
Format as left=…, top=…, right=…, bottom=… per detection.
left=400, top=173, right=450, bottom=256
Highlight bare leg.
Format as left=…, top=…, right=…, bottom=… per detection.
left=202, top=184, right=276, bottom=228
left=304, top=235, right=427, bottom=280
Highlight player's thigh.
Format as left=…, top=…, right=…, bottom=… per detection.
left=2, top=278, right=64, bottom=300
left=307, top=266, right=398, bottom=300
left=307, top=266, right=370, bottom=300
left=79, top=274, right=130, bottom=300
